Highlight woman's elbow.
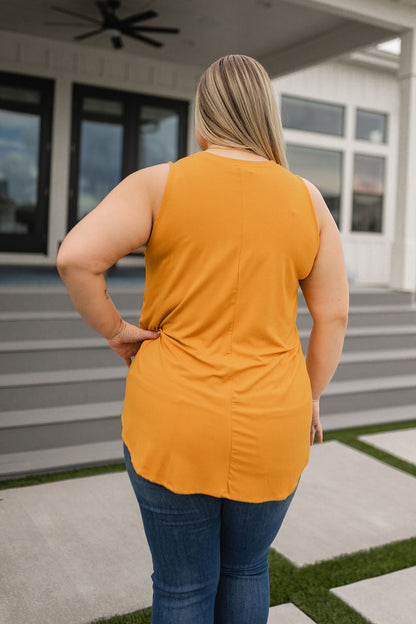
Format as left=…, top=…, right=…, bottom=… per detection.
left=311, top=303, right=349, bottom=328
left=56, top=242, right=81, bottom=277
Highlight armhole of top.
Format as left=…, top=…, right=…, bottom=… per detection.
left=295, top=174, right=320, bottom=255
left=147, top=161, right=175, bottom=247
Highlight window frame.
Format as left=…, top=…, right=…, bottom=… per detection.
left=0, top=71, right=54, bottom=253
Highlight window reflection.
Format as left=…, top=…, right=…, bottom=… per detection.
left=138, top=106, right=179, bottom=167
left=0, top=109, right=40, bottom=234
left=356, top=109, right=387, bottom=144
left=281, top=95, right=344, bottom=137
left=286, top=144, right=343, bottom=227
left=352, top=154, right=385, bottom=232
left=77, top=119, right=123, bottom=220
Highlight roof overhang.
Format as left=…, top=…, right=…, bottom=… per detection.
left=0, top=0, right=414, bottom=78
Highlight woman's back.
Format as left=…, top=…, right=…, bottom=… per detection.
left=121, top=149, right=319, bottom=502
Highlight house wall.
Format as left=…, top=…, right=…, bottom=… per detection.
left=0, top=29, right=400, bottom=285
left=273, top=59, right=399, bottom=286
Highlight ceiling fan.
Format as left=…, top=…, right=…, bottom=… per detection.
left=48, top=1, right=180, bottom=49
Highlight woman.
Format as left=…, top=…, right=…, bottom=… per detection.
left=57, top=54, right=349, bottom=624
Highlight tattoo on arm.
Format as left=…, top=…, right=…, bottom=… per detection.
left=104, top=289, right=110, bottom=301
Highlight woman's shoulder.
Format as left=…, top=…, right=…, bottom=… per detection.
left=296, top=176, right=333, bottom=233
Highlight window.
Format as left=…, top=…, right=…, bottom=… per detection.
left=286, top=144, right=343, bottom=228
left=0, top=72, right=54, bottom=253
left=281, top=95, right=344, bottom=137
left=77, top=96, right=124, bottom=221
left=356, top=109, right=388, bottom=144
left=352, top=154, right=385, bottom=232
left=138, top=106, right=180, bottom=167
left=68, top=84, right=188, bottom=229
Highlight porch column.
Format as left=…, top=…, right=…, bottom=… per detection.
left=390, top=27, right=416, bottom=291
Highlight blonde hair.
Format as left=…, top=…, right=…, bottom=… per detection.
left=195, top=54, right=288, bottom=168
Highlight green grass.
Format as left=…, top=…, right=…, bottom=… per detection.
left=324, top=419, right=416, bottom=478
left=91, top=609, right=152, bottom=624
left=91, top=538, right=416, bottom=624
left=0, top=462, right=126, bottom=491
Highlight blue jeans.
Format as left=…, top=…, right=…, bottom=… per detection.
left=123, top=442, right=297, bottom=624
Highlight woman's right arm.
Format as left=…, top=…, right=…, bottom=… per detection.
left=299, top=178, right=349, bottom=443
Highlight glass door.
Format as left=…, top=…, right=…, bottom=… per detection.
left=0, top=73, right=54, bottom=253
left=138, top=105, right=180, bottom=167
left=68, top=84, right=188, bottom=231
left=68, top=87, right=126, bottom=228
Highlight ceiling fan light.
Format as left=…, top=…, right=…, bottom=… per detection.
left=104, top=28, right=120, bottom=37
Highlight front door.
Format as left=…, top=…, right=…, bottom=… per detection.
left=68, top=84, right=188, bottom=231
left=0, top=72, right=54, bottom=253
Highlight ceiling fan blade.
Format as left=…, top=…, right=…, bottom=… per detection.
left=124, top=30, right=163, bottom=47
left=74, top=28, right=105, bottom=41
left=95, top=1, right=110, bottom=20
left=111, top=36, right=123, bottom=49
left=119, top=9, right=158, bottom=26
left=45, top=22, right=92, bottom=26
left=51, top=5, right=101, bottom=25
left=131, top=26, right=180, bottom=34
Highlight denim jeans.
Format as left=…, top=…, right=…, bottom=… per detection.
left=123, top=442, right=297, bottom=624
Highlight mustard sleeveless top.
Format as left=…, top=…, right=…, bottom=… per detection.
left=121, top=150, right=319, bottom=502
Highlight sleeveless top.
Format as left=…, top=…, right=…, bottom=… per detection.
left=121, top=150, right=320, bottom=502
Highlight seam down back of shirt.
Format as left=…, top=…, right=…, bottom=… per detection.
left=121, top=150, right=320, bottom=502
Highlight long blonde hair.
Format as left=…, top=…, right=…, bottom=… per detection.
left=195, top=54, right=288, bottom=168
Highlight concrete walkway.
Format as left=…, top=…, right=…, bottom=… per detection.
left=0, top=434, right=415, bottom=624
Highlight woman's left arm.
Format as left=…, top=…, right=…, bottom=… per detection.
left=56, top=166, right=165, bottom=366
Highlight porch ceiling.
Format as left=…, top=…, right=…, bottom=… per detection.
left=0, top=0, right=405, bottom=77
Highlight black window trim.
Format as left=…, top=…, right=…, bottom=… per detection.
left=0, top=70, right=54, bottom=254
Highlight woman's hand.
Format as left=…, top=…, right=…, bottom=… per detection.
left=108, top=320, right=161, bottom=367
left=310, top=399, right=323, bottom=445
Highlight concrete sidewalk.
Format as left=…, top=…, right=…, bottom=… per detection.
left=1, top=435, right=415, bottom=624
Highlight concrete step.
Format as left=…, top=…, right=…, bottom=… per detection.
left=1, top=284, right=412, bottom=313
left=1, top=285, right=415, bottom=479
left=0, top=440, right=124, bottom=479
left=0, top=338, right=120, bottom=374
left=0, top=401, right=123, bottom=454
left=333, top=349, right=416, bottom=380
left=2, top=309, right=416, bottom=344
left=1, top=367, right=415, bottom=447
left=0, top=285, right=145, bottom=313
left=320, top=404, right=416, bottom=431
left=300, top=326, right=416, bottom=352
left=0, top=413, right=121, bottom=454
left=296, top=304, right=416, bottom=329
left=3, top=335, right=416, bottom=379
left=320, top=374, right=416, bottom=413
left=0, top=310, right=141, bottom=341
left=0, top=367, right=126, bottom=411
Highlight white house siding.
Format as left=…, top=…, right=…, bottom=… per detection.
left=273, top=59, right=399, bottom=286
